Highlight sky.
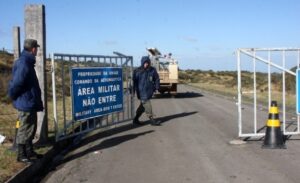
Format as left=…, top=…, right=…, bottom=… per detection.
left=1, top=0, right=300, bottom=70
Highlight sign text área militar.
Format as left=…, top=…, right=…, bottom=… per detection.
left=71, top=67, right=123, bottom=121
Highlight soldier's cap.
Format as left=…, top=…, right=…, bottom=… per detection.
left=24, top=39, right=40, bottom=49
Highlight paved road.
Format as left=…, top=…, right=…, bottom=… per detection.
left=42, top=85, right=300, bottom=183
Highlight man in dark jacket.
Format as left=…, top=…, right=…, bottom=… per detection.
left=8, top=39, right=44, bottom=163
left=133, top=56, right=161, bottom=126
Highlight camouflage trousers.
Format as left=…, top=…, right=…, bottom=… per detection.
left=135, top=100, right=153, bottom=119
left=16, top=111, right=37, bottom=145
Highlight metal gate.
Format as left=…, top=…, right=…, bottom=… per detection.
left=51, top=52, right=134, bottom=141
left=237, top=48, right=300, bottom=138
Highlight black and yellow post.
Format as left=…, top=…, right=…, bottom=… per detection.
left=10, top=120, right=20, bottom=151
left=262, top=101, right=286, bottom=149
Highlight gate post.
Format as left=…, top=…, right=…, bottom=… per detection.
left=25, top=4, right=48, bottom=143
left=13, top=26, right=20, bottom=59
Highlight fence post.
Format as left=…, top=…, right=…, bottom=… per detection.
left=25, top=4, right=48, bottom=143
left=13, top=26, right=20, bottom=60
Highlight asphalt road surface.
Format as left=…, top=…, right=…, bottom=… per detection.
left=42, top=85, right=300, bottom=183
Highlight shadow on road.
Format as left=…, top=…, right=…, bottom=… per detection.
left=59, top=111, right=196, bottom=157
left=64, top=123, right=150, bottom=157
left=56, top=130, right=154, bottom=167
left=71, top=111, right=198, bottom=154
left=153, top=111, right=198, bottom=124
left=243, top=121, right=300, bottom=143
left=41, top=111, right=198, bottom=179
left=133, top=111, right=198, bottom=126
left=153, top=92, right=203, bottom=99
left=243, top=121, right=300, bottom=141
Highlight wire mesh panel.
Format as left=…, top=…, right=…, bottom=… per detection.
left=237, top=48, right=300, bottom=138
left=51, top=53, right=134, bottom=141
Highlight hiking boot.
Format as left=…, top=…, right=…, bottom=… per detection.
left=17, top=144, right=32, bottom=163
left=150, top=117, right=161, bottom=126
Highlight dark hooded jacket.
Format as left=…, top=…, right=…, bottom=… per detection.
left=8, top=50, right=43, bottom=112
left=133, top=56, right=160, bottom=100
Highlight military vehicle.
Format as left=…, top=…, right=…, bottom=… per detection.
left=147, top=48, right=178, bottom=95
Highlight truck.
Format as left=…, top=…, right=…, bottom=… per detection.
left=147, top=48, right=179, bottom=95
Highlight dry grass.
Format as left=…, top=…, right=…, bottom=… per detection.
left=190, top=82, right=237, bottom=97
left=0, top=145, right=25, bottom=183
left=0, top=52, right=23, bottom=182
left=190, top=80, right=297, bottom=114
left=0, top=101, right=53, bottom=183
left=0, top=103, right=18, bottom=142
left=0, top=98, right=56, bottom=183
left=0, top=104, right=25, bottom=182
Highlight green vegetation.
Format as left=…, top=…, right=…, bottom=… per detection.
left=0, top=51, right=14, bottom=104
left=0, top=145, right=25, bottom=183
left=179, top=69, right=297, bottom=113
left=179, top=69, right=296, bottom=94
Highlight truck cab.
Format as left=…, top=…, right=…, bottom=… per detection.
left=147, top=48, right=178, bottom=95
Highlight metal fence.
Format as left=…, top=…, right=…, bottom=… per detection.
left=237, top=48, right=300, bottom=138
left=51, top=53, right=134, bottom=141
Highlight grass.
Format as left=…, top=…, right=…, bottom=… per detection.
left=0, top=142, right=53, bottom=183
left=0, top=101, right=55, bottom=183
left=0, top=104, right=18, bottom=142
left=0, top=145, right=25, bottom=183
left=189, top=81, right=297, bottom=114
left=189, top=82, right=237, bottom=98
left=0, top=51, right=17, bottom=172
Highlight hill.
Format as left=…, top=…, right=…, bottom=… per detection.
left=179, top=69, right=296, bottom=95
left=0, top=51, right=14, bottom=103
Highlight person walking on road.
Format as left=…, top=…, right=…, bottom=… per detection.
left=133, top=56, right=161, bottom=126
left=8, top=39, right=44, bottom=163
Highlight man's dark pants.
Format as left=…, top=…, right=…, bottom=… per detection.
left=135, top=100, right=153, bottom=119
left=16, top=111, right=37, bottom=145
